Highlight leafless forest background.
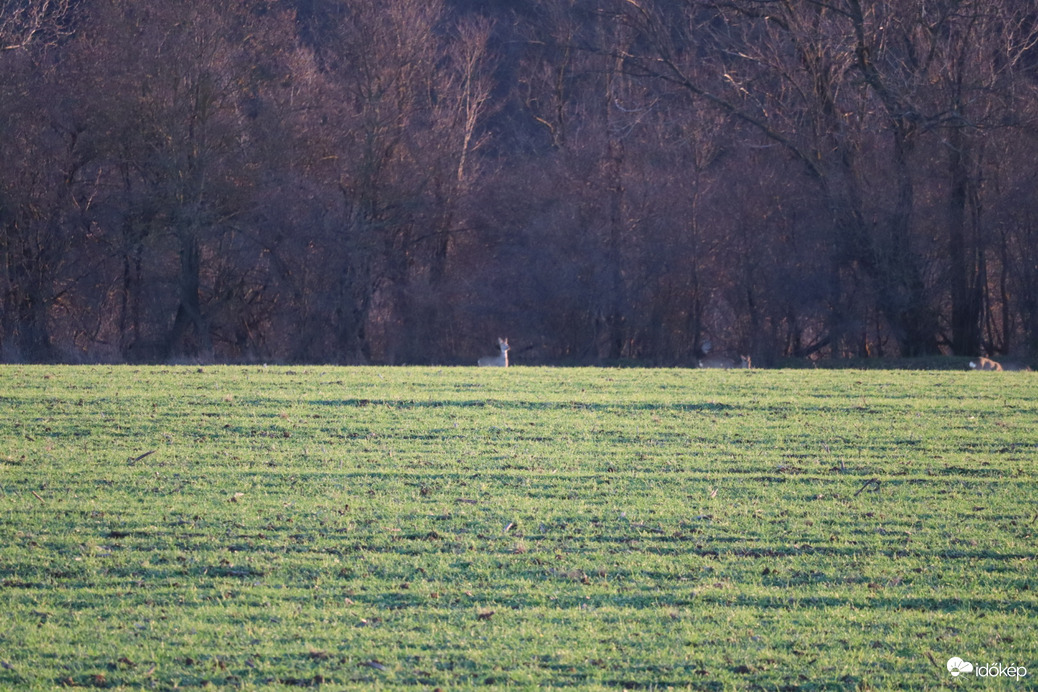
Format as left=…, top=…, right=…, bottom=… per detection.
left=2, top=0, right=1037, bottom=365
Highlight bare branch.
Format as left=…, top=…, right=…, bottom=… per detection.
left=0, top=0, right=72, bottom=51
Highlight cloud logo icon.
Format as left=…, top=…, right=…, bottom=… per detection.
left=947, top=657, right=974, bottom=677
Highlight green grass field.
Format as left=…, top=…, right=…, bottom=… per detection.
left=0, top=365, right=1035, bottom=690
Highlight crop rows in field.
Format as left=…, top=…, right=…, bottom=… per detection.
left=0, top=366, right=1035, bottom=690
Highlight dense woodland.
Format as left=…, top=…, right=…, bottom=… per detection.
left=2, top=0, right=1037, bottom=365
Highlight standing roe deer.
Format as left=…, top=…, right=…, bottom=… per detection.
left=969, top=357, right=1002, bottom=371
left=698, top=354, right=752, bottom=369
left=478, top=338, right=510, bottom=367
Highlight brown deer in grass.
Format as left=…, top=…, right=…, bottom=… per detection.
left=970, top=357, right=1031, bottom=371
left=477, top=338, right=510, bottom=367
left=697, top=340, right=751, bottom=369
left=698, top=354, right=752, bottom=369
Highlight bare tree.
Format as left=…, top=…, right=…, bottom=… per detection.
left=0, top=0, right=79, bottom=360
left=68, top=0, right=306, bottom=361
left=1, top=0, right=1036, bottom=364
left=612, top=0, right=1038, bottom=358
left=299, top=0, right=501, bottom=363
left=0, top=0, right=70, bottom=51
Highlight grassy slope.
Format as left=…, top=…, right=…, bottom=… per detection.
left=0, top=365, right=1035, bottom=690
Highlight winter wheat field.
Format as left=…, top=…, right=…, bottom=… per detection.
left=0, top=365, right=1035, bottom=690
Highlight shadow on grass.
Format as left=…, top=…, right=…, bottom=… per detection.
left=314, top=398, right=735, bottom=413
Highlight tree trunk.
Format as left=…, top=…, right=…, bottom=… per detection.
left=947, top=128, right=983, bottom=356
left=166, top=230, right=211, bottom=359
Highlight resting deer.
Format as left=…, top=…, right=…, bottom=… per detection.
left=698, top=354, right=752, bottom=369
left=477, top=338, right=509, bottom=367
left=969, top=357, right=1002, bottom=371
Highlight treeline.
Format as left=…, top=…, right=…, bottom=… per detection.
left=2, top=0, right=1037, bottom=365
